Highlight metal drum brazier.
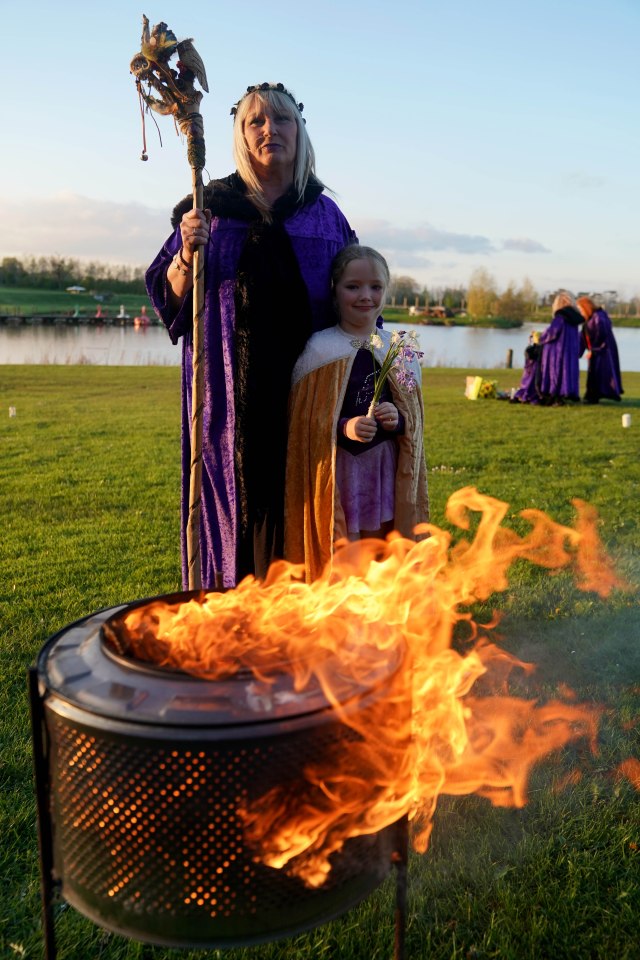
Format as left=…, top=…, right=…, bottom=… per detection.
left=30, top=593, right=408, bottom=956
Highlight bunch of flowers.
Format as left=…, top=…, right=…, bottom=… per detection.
left=366, top=330, right=424, bottom=417
left=477, top=378, right=498, bottom=399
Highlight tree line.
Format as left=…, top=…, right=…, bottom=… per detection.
left=0, top=256, right=147, bottom=295
left=389, top=268, right=640, bottom=320
left=388, top=269, right=538, bottom=321
left=4, top=255, right=638, bottom=320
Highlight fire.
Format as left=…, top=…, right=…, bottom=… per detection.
left=616, top=758, right=640, bottom=790
left=116, top=487, right=630, bottom=886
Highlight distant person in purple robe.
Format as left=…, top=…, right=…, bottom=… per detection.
left=537, top=292, right=582, bottom=405
left=576, top=297, right=623, bottom=404
left=146, top=83, right=356, bottom=589
left=511, top=331, right=542, bottom=404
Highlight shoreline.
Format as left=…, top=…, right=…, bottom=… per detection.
left=0, top=314, right=160, bottom=328
left=4, top=313, right=639, bottom=330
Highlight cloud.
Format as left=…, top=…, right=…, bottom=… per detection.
left=5, top=199, right=499, bottom=275
left=0, top=193, right=171, bottom=267
left=354, top=219, right=496, bottom=257
left=502, top=237, right=551, bottom=253
left=0, top=197, right=550, bottom=288
left=386, top=252, right=434, bottom=269
left=560, top=172, right=606, bottom=190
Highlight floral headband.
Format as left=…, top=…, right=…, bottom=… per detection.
left=230, top=82, right=305, bottom=120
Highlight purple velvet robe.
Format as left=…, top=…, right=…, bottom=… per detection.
left=538, top=307, right=582, bottom=402
left=580, top=309, right=623, bottom=402
left=513, top=343, right=541, bottom=404
left=146, top=192, right=355, bottom=589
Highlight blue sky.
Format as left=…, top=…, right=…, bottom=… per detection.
left=3, top=0, right=639, bottom=297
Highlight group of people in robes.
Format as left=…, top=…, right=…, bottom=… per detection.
left=146, top=82, right=429, bottom=591
left=511, top=292, right=623, bottom=406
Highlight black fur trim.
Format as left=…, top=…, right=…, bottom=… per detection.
left=557, top=306, right=584, bottom=327
left=170, top=173, right=323, bottom=228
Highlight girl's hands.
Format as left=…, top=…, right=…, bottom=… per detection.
left=343, top=404, right=399, bottom=442
left=344, top=415, right=377, bottom=442
left=374, top=402, right=399, bottom=432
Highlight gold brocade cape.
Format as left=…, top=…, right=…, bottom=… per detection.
left=284, top=326, right=430, bottom=583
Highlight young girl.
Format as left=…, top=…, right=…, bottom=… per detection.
left=284, top=244, right=429, bottom=582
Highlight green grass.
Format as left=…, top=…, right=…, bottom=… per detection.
left=1, top=367, right=638, bottom=959
left=0, top=286, right=153, bottom=319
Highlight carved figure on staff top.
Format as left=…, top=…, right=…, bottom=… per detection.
left=130, top=16, right=208, bottom=161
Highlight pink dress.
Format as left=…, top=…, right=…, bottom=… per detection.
left=335, top=346, right=402, bottom=534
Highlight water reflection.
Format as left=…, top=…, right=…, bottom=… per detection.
left=0, top=323, right=178, bottom=367
left=2, top=321, right=640, bottom=371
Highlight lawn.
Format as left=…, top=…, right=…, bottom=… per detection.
left=1, top=366, right=638, bottom=959
left=0, top=287, right=153, bottom=320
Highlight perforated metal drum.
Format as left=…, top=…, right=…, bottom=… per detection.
left=33, top=594, right=405, bottom=949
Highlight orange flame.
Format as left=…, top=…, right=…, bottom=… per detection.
left=615, top=758, right=640, bottom=790
left=119, top=487, right=630, bottom=886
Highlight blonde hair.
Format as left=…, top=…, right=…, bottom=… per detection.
left=232, top=87, right=318, bottom=221
left=552, top=291, right=575, bottom=313
left=331, top=245, right=390, bottom=292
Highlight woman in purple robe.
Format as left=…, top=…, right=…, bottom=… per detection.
left=537, top=292, right=582, bottom=405
left=576, top=297, right=623, bottom=403
left=146, top=83, right=356, bottom=589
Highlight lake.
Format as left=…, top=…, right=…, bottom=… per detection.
left=2, top=321, right=640, bottom=371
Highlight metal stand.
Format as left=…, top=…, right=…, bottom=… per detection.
left=393, top=815, right=409, bottom=960
left=28, top=664, right=410, bottom=960
left=28, top=666, right=58, bottom=960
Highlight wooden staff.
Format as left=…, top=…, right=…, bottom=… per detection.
left=186, top=160, right=206, bottom=589
left=130, top=17, right=209, bottom=589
